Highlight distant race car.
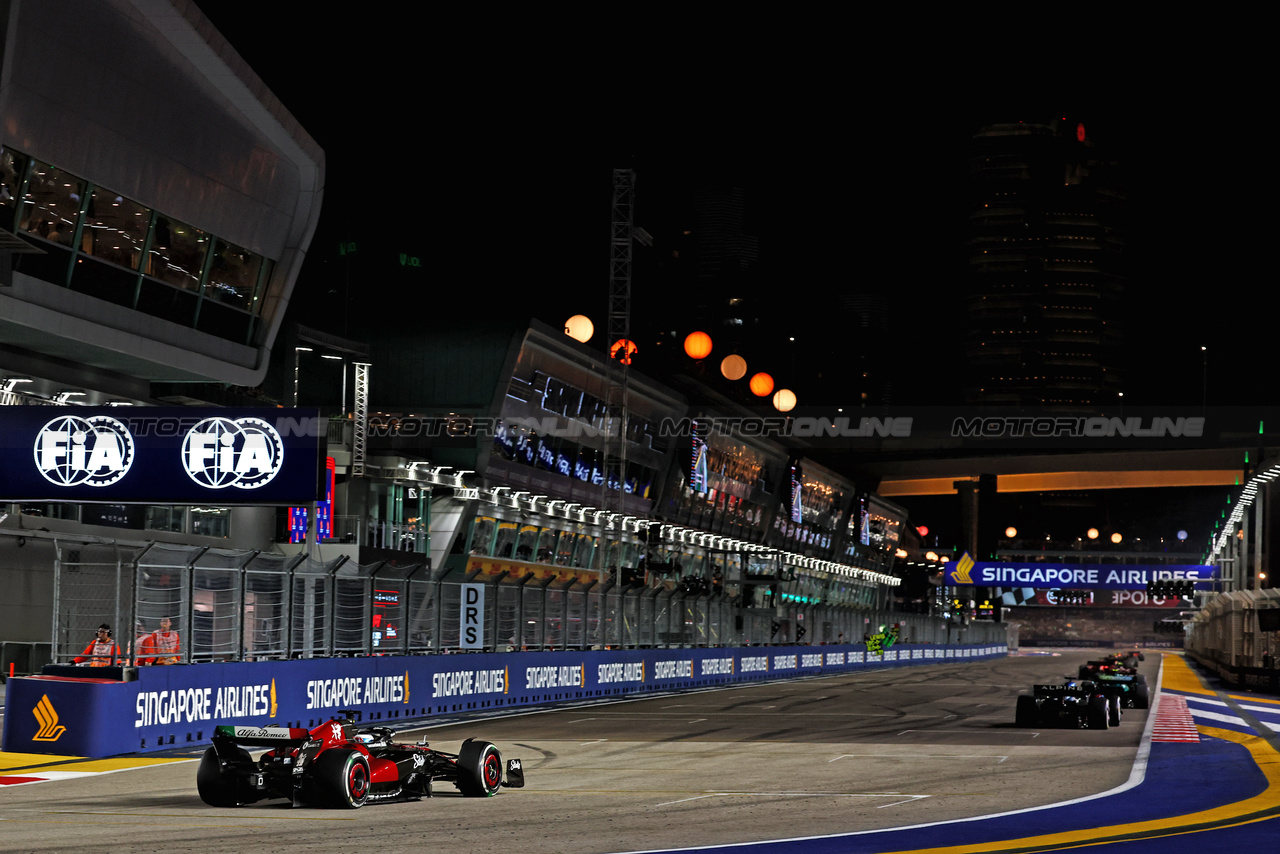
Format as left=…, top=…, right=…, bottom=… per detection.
left=1078, top=656, right=1147, bottom=684
left=197, top=710, right=524, bottom=808
left=1089, top=669, right=1151, bottom=709
left=1016, top=681, right=1121, bottom=729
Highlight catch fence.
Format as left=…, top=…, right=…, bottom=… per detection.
left=50, top=543, right=1005, bottom=666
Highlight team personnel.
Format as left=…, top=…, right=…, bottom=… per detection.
left=147, top=616, right=181, bottom=665
left=73, top=623, right=121, bottom=666
left=130, top=619, right=153, bottom=666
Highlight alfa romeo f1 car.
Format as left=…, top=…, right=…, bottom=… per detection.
left=1015, top=681, right=1121, bottom=729
left=197, top=710, right=524, bottom=808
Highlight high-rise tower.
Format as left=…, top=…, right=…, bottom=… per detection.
left=964, top=119, right=1124, bottom=406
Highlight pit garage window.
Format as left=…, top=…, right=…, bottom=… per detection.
left=190, top=506, right=230, bottom=539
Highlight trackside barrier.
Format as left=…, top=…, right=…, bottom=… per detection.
left=2, top=642, right=1006, bottom=758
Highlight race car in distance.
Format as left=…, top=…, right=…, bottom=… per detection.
left=197, top=710, right=524, bottom=808
left=1079, top=655, right=1148, bottom=685
left=1015, top=681, right=1121, bottom=729
left=1089, top=669, right=1151, bottom=709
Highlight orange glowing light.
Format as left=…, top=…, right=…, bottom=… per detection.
left=748, top=372, right=774, bottom=397
left=609, top=339, right=638, bottom=365
left=564, top=314, right=594, bottom=343
left=720, top=354, right=747, bottom=380
left=684, top=331, right=713, bottom=360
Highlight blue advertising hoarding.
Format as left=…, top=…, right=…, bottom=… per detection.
left=2, top=643, right=1007, bottom=757
left=947, top=554, right=1217, bottom=590
left=0, top=407, right=325, bottom=504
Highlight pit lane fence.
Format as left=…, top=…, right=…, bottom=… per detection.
left=50, top=542, right=1005, bottom=670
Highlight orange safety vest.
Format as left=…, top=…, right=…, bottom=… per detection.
left=149, top=630, right=180, bottom=665
left=74, top=638, right=120, bottom=666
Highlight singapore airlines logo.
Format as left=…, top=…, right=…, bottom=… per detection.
left=33, top=694, right=67, bottom=742
left=182, top=417, right=284, bottom=489
left=953, top=552, right=976, bottom=585
left=34, top=415, right=134, bottom=487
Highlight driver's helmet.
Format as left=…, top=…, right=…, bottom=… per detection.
left=352, top=733, right=375, bottom=745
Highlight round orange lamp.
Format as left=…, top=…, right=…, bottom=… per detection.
left=684, top=331, right=713, bottom=360
left=720, top=354, right=747, bottom=380
left=609, top=339, right=637, bottom=365
left=564, top=315, right=594, bottom=343
left=749, top=372, right=774, bottom=397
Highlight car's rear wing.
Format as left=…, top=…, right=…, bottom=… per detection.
left=1035, top=683, right=1092, bottom=696
left=212, top=724, right=312, bottom=747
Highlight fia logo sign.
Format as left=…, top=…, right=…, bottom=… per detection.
left=34, top=415, right=135, bottom=487
left=182, top=417, right=284, bottom=489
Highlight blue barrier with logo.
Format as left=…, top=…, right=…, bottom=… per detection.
left=2, top=643, right=1007, bottom=757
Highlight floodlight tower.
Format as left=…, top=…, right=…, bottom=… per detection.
left=600, top=168, right=644, bottom=582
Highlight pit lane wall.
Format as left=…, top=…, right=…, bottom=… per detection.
left=2, top=642, right=1006, bottom=758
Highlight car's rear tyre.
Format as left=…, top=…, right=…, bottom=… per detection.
left=1107, top=695, right=1122, bottom=727
left=1087, top=696, right=1110, bottom=729
left=314, top=748, right=370, bottom=808
left=197, top=745, right=248, bottom=807
left=457, top=739, right=503, bottom=797
left=1015, top=695, right=1039, bottom=727
left=1134, top=683, right=1150, bottom=709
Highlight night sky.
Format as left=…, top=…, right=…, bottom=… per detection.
left=195, top=7, right=1267, bottom=408
left=195, top=6, right=1267, bottom=553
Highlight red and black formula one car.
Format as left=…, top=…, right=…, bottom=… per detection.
left=197, top=710, right=524, bottom=808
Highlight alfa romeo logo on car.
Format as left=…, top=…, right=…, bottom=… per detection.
left=182, top=417, right=284, bottom=489
left=34, top=415, right=134, bottom=487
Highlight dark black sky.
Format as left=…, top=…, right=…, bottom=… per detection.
left=191, top=7, right=1270, bottom=553
left=197, top=6, right=1267, bottom=408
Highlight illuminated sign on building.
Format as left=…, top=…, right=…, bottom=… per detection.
left=1, top=408, right=323, bottom=504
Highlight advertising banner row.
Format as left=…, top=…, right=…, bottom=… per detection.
left=3, top=642, right=1006, bottom=758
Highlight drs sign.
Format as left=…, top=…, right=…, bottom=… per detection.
left=460, top=584, right=485, bottom=649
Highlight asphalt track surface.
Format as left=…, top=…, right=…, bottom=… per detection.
left=2, top=650, right=1278, bottom=853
